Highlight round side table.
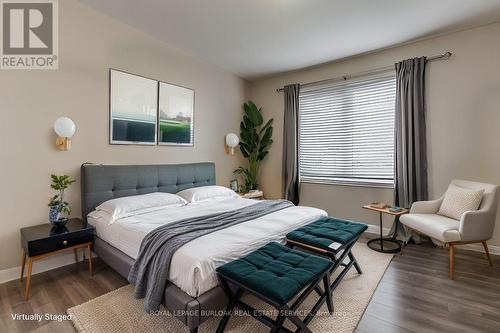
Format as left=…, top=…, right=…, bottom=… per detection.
left=362, top=205, right=408, bottom=253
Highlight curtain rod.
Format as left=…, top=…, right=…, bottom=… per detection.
left=275, top=51, right=452, bottom=92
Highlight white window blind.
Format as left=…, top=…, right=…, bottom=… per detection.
left=299, top=73, right=396, bottom=187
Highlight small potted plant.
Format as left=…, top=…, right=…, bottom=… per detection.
left=48, top=174, right=75, bottom=226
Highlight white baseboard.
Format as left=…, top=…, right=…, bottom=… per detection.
left=0, top=252, right=97, bottom=284
left=460, top=243, right=500, bottom=256
left=0, top=252, right=76, bottom=284
left=364, top=224, right=500, bottom=255
left=1, top=226, right=498, bottom=284
left=365, top=224, right=392, bottom=236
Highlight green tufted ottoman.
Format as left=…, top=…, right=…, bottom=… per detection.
left=286, top=216, right=367, bottom=301
left=215, top=242, right=334, bottom=333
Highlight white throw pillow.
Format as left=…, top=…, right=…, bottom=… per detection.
left=437, top=184, right=484, bottom=220
left=95, top=192, right=187, bottom=224
left=177, top=185, right=239, bottom=203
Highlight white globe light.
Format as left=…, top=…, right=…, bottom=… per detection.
left=54, top=117, right=76, bottom=138
left=225, top=133, right=239, bottom=147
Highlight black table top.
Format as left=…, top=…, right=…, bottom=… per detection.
left=20, top=218, right=94, bottom=242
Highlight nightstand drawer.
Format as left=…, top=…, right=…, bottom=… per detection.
left=25, top=229, right=93, bottom=257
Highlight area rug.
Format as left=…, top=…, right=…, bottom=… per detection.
left=68, top=243, right=393, bottom=333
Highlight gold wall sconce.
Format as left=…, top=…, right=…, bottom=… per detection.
left=225, top=133, right=239, bottom=155
left=54, top=117, right=76, bottom=151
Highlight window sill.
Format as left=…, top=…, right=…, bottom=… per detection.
left=300, top=178, right=395, bottom=189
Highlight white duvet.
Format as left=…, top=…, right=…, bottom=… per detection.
left=88, top=197, right=326, bottom=297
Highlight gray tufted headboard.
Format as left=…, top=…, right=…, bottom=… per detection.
left=80, top=162, right=215, bottom=224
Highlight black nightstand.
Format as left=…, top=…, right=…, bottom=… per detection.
left=20, top=218, right=94, bottom=300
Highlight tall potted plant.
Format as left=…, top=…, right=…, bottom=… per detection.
left=48, top=174, right=75, bottom=226
left=235, top=101, right=273, bottom=192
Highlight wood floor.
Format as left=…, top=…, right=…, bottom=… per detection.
left=1, top=240, right=499, bottom=333
left=357, top=241, right=500, bottom=333
left=0, top=259, right=127, bottom=333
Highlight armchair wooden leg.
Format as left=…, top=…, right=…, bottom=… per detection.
left=449, top=244, right=455, bottom=279
left=482, top=241, right=493, bottom=267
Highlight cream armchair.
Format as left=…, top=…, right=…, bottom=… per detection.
left=400, top=180, right=499, bottom=279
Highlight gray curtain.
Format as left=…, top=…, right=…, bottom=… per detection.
left=394, top=56, right=429, bottom=209
left=282, top=84, right=300, bottom=205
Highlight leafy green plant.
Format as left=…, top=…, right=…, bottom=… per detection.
left=234, top=101, right=273, bottom=192
left=48, top=174, right=75, bottom=215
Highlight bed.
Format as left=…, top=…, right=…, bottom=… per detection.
left=81, top=163, right=326, bottom=332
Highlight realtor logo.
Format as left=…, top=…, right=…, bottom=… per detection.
left=1, top=0, right=58, bottom=69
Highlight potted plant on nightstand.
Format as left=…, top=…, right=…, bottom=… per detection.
left=235, top=101, right=273, bottom=193
left=48, top=174, right=75, bottom=226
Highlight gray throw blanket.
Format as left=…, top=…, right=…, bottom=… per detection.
left=128, top=199, right=293, bottom=312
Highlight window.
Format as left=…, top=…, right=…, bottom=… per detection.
left=298, top=73, right=396, bottom=187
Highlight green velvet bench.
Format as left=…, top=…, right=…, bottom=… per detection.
left=215, top=242, right=334, bottom=333
left=286, top=216, right=368, bottom=306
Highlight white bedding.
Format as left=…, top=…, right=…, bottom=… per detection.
left=88, top=197, right=326, bottom=297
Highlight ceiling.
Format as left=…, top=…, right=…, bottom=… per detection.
left=79, top=0, right=500, bottom=80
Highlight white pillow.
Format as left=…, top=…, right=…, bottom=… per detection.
left=94, top=192, right=187, bottom=224
left=437, top=184, right=484, bottom=220
left=177, top=185, right=239, bottom=203
left=87, top=209, right=114, bottom=225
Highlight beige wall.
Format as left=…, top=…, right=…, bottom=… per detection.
left=0, top=0, right=248, bottom=270
left=250, top=23, right=500, bottom=245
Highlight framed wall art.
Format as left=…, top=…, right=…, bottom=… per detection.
left=109, top=69, right=195, bottom=146
left=109, top=69, right=158, bottom=145
left=158, top=81, right=195, bottom=146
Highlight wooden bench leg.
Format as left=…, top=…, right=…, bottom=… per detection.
left=348, top=251, right=363, bottom=274
left=288, top=314, right=313, bottom=333
left=324, top=274, right=333, bottom=315
left=215, top=290, right=241, bottom=333
left=216, top=279, right=243, bottom=333
left=270, top=313, right=286, bottom=333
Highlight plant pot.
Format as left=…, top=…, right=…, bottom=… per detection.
left=53, top=217, right=69, bottom=227
left=50, top=225, right=69, bottom=236
left=49, top=205, right=61, bottom=224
